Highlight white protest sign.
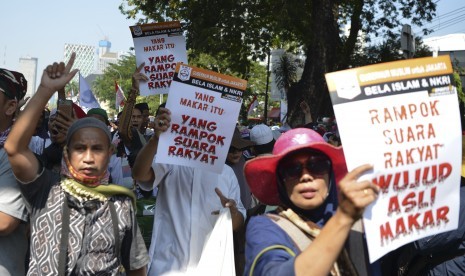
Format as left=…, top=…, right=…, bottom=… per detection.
left=130, top=21, right=188, bottom=96
left=325, top=55, right=461, bottom=263
left=156, top=63, right=247, bottom=173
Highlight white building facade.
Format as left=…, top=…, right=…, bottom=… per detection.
left=18, top=56, right=38, bottom=99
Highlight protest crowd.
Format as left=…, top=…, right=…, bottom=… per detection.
left=1, top=24, right=465, bottom=276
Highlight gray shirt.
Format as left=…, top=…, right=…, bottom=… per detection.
left=0, top=149, right=28, bottom=276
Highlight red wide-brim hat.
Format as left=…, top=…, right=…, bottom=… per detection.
left=244, top=128, right=348, bottom=206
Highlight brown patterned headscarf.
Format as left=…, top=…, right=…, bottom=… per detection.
left=0, top=69, right=27, bottom=101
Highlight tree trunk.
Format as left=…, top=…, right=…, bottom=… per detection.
left=287, top=0, right=341, bottom=127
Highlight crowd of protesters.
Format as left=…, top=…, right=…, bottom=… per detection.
left=0, top=52, right=464, bottom=276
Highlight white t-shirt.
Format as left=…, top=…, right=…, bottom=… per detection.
left=140, top=161, right=246, bottom=275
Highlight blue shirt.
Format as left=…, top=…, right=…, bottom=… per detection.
left=244, top=215, right=297, bottom=276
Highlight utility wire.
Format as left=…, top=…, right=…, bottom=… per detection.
left=417, top=9, right=465, bottom=35
left=368, top=4, right=465, bottom=45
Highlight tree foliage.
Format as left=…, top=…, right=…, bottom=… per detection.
left=187, top=50, right=268, bottom=122
left=93, top=54, right=166, bottom=118
left=119, top=0, right=437, bottom=126
left=92, top=51, right=266, bottom=121
left=273, top=53, right=303, bottom=96
left=351, top=37, right=433, bottom=68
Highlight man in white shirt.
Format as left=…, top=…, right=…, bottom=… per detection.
left=132, top=107, right=246, bottom=275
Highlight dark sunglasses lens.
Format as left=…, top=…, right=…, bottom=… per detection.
left=281, top=158, right=330, bottom=179
left=307, top=159, right=331, bottom=175
left=283, top=163, right=303, bottom=179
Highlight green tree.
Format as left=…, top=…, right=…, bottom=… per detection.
left=92, top=51, right=265, bottom=120
left=451, top=59, right=465, bottom=107
left=273, top=52, right=303, bottom=123
left=454, top=72, right=464, bottom=103
left=273, top=53, right=302, bottom=96
left=188, top=51, right=268, bottom=123
left=65, top=81, right=79, bottom=98
left=352, top=37, right=433, bottom=68
left=119, top=0, right=436, bottom=126
left=93, top=54, right=167, bottom=117
left=93, top=54, right=135, bottom=110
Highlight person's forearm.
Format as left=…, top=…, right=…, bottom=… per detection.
left=0, top=212, right=20, bottom=236
left=119, top=88, right=137, bottom=144
left=6, top=53, right=76, bottom=183
left=5, top=85, right=52, bottom=181
left=294, top=210, right=354, bottom=276
left=132, top=135, right=158, bottom=182
left=230, top=207, right=244, bottom=231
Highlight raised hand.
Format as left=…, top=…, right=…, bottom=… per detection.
left=211, top=187, right=237, bottom=216
left=39, top=52, right=78, bottom=96
left=337, top=164, right=379, bottom=221
left=153, top=107, right=171, bottom=138
left=212, top=187, right=244, bottom=230
left=131, top=62, right=149, bottom=90
left=215, top=187, right=237, bottom=208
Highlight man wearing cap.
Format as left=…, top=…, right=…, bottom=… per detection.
left=225, top=126, right=256, bottom=275
left=0, top=68, right=29, bottom=275
left=87, top=107, right=110, bottom=125
left=250, top=123, right=278, bottom=156
left=227, top=127, right=255, bottom=210
left=132, top=109, right=246, bottom=275
left=248, top=124, right=280, bottom=216
left=5, top=54, right=149, bottom=275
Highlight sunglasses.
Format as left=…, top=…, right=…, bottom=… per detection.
left=278, top=156, right=331, bottom=180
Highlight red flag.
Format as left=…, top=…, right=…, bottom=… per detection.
left=247, top=95, right=258, bottom=117
left=115, top=81, right=126, bottom=109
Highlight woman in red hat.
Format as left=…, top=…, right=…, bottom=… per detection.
left=243, top=128, right=379, bottom=276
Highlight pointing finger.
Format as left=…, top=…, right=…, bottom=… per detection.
left=65, top=52, right=76, bottom=74
left=343, top=164, right=373, bottom=182
left=215, top=187, right=225, bottom=200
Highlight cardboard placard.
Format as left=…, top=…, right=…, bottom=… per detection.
left=130, top=21, right=188, bottom=96
left=325, top=55, right=461, bottom=262
left=156, top=63, right=247, bottom=173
